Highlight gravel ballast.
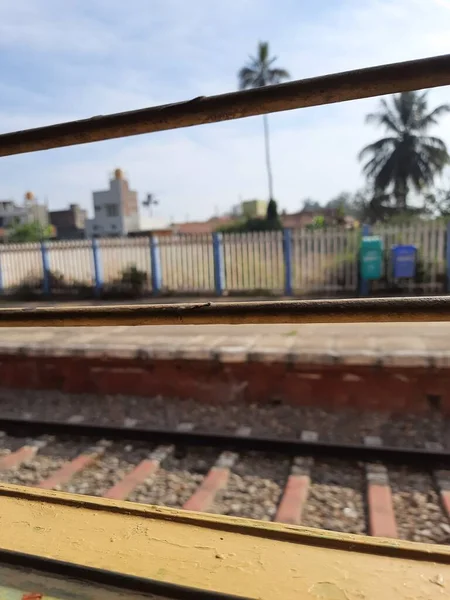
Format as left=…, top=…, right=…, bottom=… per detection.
left=390, top=467, right=450, bottom=544
left=0, top=389, right=448, bottom=449
left=0, top=431, right=448, bottom=545
left=128, top=447, right=218, bottom=508
left=59, top=442, right=153, bottom=496
left=210, top=452, right=290, bottom=520
left=301, top=459, right=366, bottom=535
left=0, top=455, right=65, bottom=486
left=0, top=436, right=90, bottom=486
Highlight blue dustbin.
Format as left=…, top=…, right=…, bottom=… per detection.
left=392, top=245, right=417, bottom=278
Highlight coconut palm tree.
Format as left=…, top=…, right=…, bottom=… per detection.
left=359, top=91, right=450, bottom=209
left=238, top=42, right=290, bottom=201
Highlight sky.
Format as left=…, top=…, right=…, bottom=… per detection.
left=0, top=0, right=449, bottom=222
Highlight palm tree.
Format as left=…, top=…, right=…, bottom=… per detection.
left=359, top=91, right=450, bottom=209
left=238, top=42, right=290, bottom=201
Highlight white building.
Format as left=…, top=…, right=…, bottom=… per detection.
left=85, top=169, right=140, bottom=238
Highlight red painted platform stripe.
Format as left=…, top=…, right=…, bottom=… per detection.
left=183, top=467, right=229, bottom=512
left=37, top=453, right=98, bottom=490
left=0, top=446, right=37, bottom=470
left=367, top=483, right=398, bottom=538
left=103, top=459, right=160, bottom=500
left=275, top=475, right=310, bottom=524
left=441, top=490, right=450, bottom=519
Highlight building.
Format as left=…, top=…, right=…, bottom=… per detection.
left=85, top=169, right=139, bottom=238
left=241, top=199, right=268, bottom=219
left=281, top=208, right=356, bottom=229
left=0, top=192, right=49, bottom=239
left=172, top=216, right=235, bottom=235
left=128, top=216, right=173, bottom=237
left=50, top=203, right=87, bottom=240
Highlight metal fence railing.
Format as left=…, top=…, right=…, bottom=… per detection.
left=0, top=222, right=447, bottom=297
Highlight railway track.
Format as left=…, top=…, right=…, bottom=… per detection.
left=0, top=418, right=449, bottom=545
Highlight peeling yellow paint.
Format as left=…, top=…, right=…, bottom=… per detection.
left=0, top=484, right=449, bottom=599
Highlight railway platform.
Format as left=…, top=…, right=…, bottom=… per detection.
left=0, top=322, right=449, bottom=412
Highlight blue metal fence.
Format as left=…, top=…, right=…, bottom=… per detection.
left=0, top=223, right=446, bottom=297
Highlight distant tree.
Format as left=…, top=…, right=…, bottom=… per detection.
left=7, top=221, right=53, bottom=243
left=267, top=198, right=279, bottom=221
left=216, top=217, right=281, bottom=233
left=238, top=42, right=290, bottom=201
left=216, top=198, right=282, bottom=233
left=306, top=215, right=326, bottom=231
left=359, top=91, right=450, bottom=209
left=326, top=192, right=352, bottom=211
left=423, top=186, right=450, bottom=217
left=348, top=187, right=422, bottom=224
left=301, top=198, right=321, bottom=211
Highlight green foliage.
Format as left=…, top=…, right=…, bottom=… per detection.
left=238, top=42, right=290, bottom=201
left=301, top=198, right=322, bottom=211
left=238, top=42, right=290, bottom=90
left=330, top=187, right=422, bottom=225
left=13, top=270, right=95, bottom=301
left=217, top=216, right=282, bottom=233
left=216, top=200, right=282, bottom=233
left=423, top=187, right=450, bottom=217
left=121, top=264, right=147, bottom=292
left=359, top=91, right=450, bottom=209
left=267, top=198, right=279, bottom=221
left=7, top=221, right=53, bottom=243
left=306, top=216, right=326, bottom=231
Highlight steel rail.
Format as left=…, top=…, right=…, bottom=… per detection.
left=0, top=296, right=449, bottom=326
left=2, top=417, right=448, bottom=467
left=0, top=54, right=449, bottom=157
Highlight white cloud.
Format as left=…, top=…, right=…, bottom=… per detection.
left=0, top=0, right=449, bottom=220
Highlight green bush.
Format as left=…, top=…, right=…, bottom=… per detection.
left=11, top=270, right=96, bottom=301
left=120, top=265, right=148, bottom=294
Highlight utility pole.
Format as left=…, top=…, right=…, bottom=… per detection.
left=142, top=193, right=159, bottom=217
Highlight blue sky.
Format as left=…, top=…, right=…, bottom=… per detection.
left=0, top=0, right=449, bottom=221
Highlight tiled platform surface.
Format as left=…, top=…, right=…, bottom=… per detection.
left=1, top=323, right=450, bottom=412
left=0, top=322, right=449, bottom=367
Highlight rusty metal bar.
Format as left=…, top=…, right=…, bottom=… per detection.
left=0, top=297, right=449, bottom=327
left=1, top=54, right=449, bottom=157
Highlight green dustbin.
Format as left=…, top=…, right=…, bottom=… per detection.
left=360, top=236, right=383, bottom=280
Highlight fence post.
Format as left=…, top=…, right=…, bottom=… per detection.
left=212, top=232, right=225, bottom=295
left=0, top=249, right=3, bottom=294
left=359, top=224, right=370, bottom=296
left=446, top=222, right=450, bottom=294
left=92, top=239, right=103, bottom=297
left=150, top=235, right=162, bottom=294
left=40, top=241, right=50, bottom=295
left=283, top=228, right=293, bottom=296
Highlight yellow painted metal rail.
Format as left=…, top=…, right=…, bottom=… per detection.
left=1, top=53, right=450, bottom=325
left=0, top=484, right=449, bottom=599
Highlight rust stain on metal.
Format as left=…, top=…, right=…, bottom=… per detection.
left=0, top=54, right=449, bottom=157
left=0, top=297, right=449, bottom=327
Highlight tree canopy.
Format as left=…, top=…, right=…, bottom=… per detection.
left=359, top=91, right=450, bottom=209
left=7, top=221, right=53, bottom=243
left=238, top=42, right=290, bottom=201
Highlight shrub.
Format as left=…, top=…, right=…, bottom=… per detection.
left=121, top=264, right=147, bottom=287
left=120, top=265, right=148, bottom=295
